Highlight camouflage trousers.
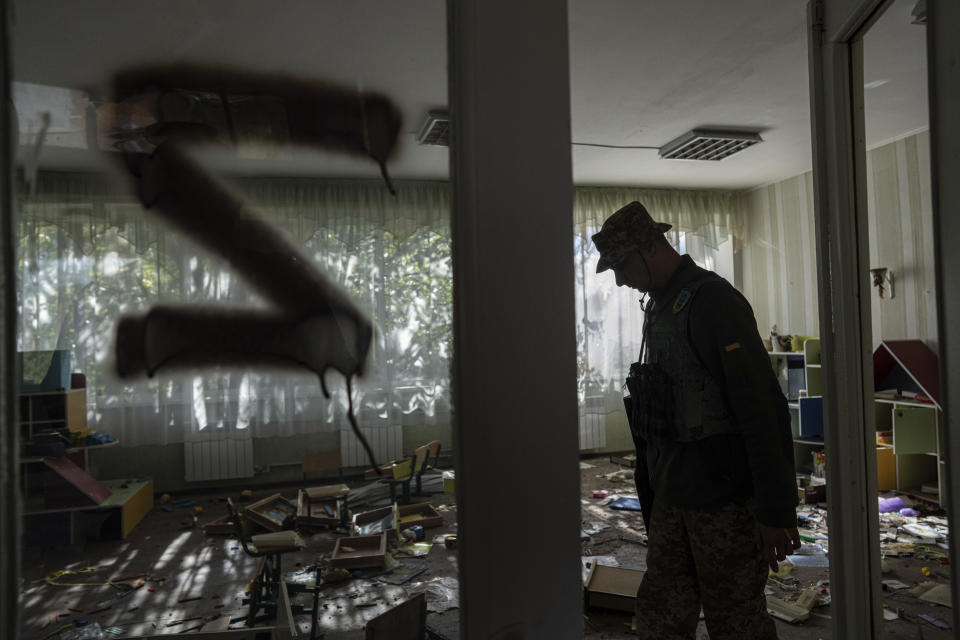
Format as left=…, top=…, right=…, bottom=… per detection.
left=635, top=501, right=777, bottom=640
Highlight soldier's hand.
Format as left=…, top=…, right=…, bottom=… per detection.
left=757, top=524, right=801, bottom=572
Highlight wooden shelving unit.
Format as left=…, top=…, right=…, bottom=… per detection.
left=873, top=340, right=944, bottom=504
left=768, top=338, right=823, bottom=475
left=21, top=440, right=153, bottom=543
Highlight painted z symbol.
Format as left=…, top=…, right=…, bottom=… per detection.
left=106, top=64, right=404, bottom=470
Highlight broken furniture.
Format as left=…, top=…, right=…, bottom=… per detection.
left=365, top=593, right=427, bottom=640
left=396, top=502, right=443, bottom=530
left=608, top=453, right=636, bottom=468
left=353, top=503, right=400, bottom=541
left=21, top=446, right=152, bottom=544
left=300, top=450, right=350, bottom=528
left=873, top=340, right=944, bottom=503
left=243, top=492, right=298, bottom=531
left=226, top=498, right=319, bottom=637
left=202, top=512, right=236, bottom=536
left=379, top=440, right=442, bottom=504
left=331, top=532, right=388, bottom=569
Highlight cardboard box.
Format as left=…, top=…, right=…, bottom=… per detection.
left=583, top=564, right=645, bottom=612
left=331, top=533, right=388, bottom=569
left=397, top=503, right=443, bottom=529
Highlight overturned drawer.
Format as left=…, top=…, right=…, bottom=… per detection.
left=331, top=533, right=388, bottom=569
left=396, top=502, right=443, bottom=530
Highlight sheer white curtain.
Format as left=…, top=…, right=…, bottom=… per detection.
left=18, top=174, right=741, bottom=448
left=572, top=188, right=743, bottom=415
left=17, top=173, right=452, bottom=446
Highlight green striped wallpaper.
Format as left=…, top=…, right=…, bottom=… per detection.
left=740, top=130, right=936, bottom=349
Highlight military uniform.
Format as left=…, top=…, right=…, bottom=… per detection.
left=593, top=202, right=797, bottom=640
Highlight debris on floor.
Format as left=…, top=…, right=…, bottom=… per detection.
left=408, top=576, right=459, bottom=613
left=18, top=454, right=954, bottom=639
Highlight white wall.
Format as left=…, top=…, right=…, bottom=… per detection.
left=741, top=172, right=820, bottom=339
left=865, top=130, right=938, bottom=350
left=741, top=130, right=937, bottom=350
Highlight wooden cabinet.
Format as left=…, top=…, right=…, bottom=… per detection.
left=19, top=388, right=87, bottom=440
left=768, top=338, right=945, bottom=503
left=872, top=340, right=944, bottom=505
left=769, top=338, right=823, bottom=475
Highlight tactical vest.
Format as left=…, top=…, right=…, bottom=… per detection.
left=637, top=274, right=739, bottom=443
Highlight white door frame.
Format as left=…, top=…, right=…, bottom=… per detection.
left=448, top=1, right=584, bottom=637
left=926, top=0, right=960, bottom=629
left=0, top=1, right=20, bottom=636
left=807, top=2, right=884, bottom=636
left=809, top=0, right=960, bottom=635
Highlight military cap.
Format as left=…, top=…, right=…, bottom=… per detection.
left=592, top=201, right=672, bottom=273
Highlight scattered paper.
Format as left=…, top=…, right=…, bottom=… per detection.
left=379, top=563, right=427, bottom=585
left=766, top=597, right=810, bottom=623
left=787, top=554, right=829, bottom=567
left=582, top=522, right=610, bottom=536
left=769, top=560, right=795, bottom=578
left=882, top=579, right=910, bottom=591
left=395, top=542, right=433, bottom=557
left=793, top=543, right=826, bottom=555
left=914, top=583, right=952, bottom=608
left=582, top=556, right=620, bottom=569
left=883, top=608, right=899, bottom=621
left=603, top=469, right=633, bottom=483
left=608, top=497, right=644, bottom=511
left=901, top=523, right=942, bottom=543
left=409, top=576, right=459, bottom=613
left=795, top=589, right=819, bottom=611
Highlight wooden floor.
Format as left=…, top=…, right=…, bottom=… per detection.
left=18, top=457, right=955, bottom=639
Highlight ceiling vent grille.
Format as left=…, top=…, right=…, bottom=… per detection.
left=911, top=0, right=926, bottom=25
left=416, top=110, right=449, bottom=146
left=659, top=129, right=762, bottom=161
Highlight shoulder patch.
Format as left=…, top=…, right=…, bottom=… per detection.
left=672, top=288, right=693, bottom=314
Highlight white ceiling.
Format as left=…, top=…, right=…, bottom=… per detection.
left=10, top=0, right=929, bottom=191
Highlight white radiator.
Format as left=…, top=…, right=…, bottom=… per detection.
left=579, top=395, right=608, bottom=450
left=340, top=425, right=403, bottom=468
left=184, top=436, right=254, bottom=482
